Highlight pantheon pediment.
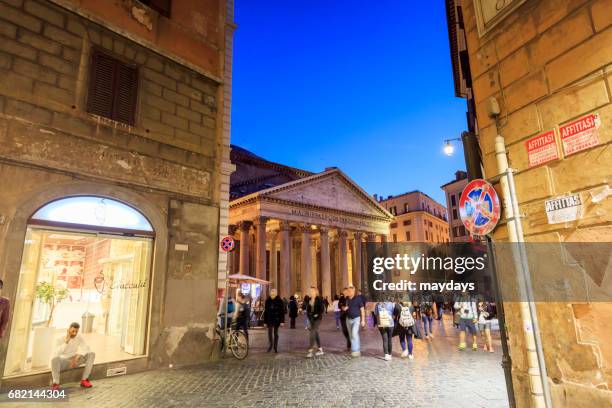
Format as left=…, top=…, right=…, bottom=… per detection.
left=264, top=169, right=390, bottom=219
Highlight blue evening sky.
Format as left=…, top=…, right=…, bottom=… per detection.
left=231, top=0, right=467, bottom=204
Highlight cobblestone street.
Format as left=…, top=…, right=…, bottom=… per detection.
left=2, top=313, right=508, bottom=408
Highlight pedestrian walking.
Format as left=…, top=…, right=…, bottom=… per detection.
left=373, top=300, right=395, bottom=361
left=412, top=299, right=423, bottom=339
left=263, top=289, right=285, bottom=352
left=302, top=294, right=311, bottom=329
left=288, top=295, right=298, bottom=329
left=435, top=292, right=445, bottom=321
left=420, top=297, right=434, bottom=339
left=396, top=300, right=416, bottom=359
left=234, top=292, right=251, bottom=340
left=338, top=288, right=351, bottom=349
left=478, top=301, right=496, bottom=352
left=343, top=285, right=365, bottom=357
left=332, top=295, right=341, bottom=329
left=306, top=287, right=325, bottom=358
left=454, top=295, right=479, bottom=351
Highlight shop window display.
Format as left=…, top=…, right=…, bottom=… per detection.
left=4, top=197, right=154, bottom=377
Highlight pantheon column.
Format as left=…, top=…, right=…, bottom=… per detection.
left=300, top=225, right=312, bottom=296
left=366, top=232, right=377, bottom=243
left=254, top=216, right=268, bottom=281
left=319, top=227, right=331, bottom=300
left=279, top=220, right=292, bottom=298
left=352, top=232, right=363, bottom=290
left=338, top=230, right=349, bottom=288
left=269, top=230, right=278, bottom=289
left=238, top=221, right=252, bottom=275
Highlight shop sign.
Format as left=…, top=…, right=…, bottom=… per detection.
left=525, top=131, right=559, bottom=168
left=545, top=194, right=583, bottom=224
left=560, top=113, right=601, bottom=156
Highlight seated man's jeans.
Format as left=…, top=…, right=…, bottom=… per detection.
left=51, top=352, right=96, bottom=384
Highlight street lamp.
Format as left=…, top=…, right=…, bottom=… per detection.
left=443, top=138, right=461, bottom=156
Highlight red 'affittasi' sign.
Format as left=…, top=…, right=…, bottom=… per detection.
left=559, top=113, right=600, bottom=156
left=525, top=130, right=559, bottom=168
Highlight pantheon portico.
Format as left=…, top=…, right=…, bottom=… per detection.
left=227, top=146, right=393, bottom=299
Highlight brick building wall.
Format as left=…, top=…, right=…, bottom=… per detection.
left=458, top=0, right=611, bottom=406
left=0, top=0, right=230, bottom=388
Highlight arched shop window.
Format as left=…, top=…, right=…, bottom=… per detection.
left=4, top=196, right=154, bottom=378
left=30, top=196, right=154, bottom=235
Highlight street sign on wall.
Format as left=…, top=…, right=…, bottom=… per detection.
left=220, top=236, right=235, bottom=252
left=545, top=194, right=583, bottom=224
left=560, top=113, right=601, bottom=156
left=459, top=179, right=501, bottom=236
left=525, top=130, right=559, bottom=168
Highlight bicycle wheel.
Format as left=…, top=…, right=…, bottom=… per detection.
left=230, top=330, right=249, bottom=360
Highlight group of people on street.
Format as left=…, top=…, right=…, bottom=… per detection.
left=222, top=286, right=498, bottom=361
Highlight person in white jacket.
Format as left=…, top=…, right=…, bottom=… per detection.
left=454, top=296, right=479, bottom=351
left=50, top=322, right=95, bottom=390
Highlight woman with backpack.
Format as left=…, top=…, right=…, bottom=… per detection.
left=306, top=286, right=325, bottom=358
left=396, top=300, right=416, bottom=359
left=373, top=299, right=396, bottom=361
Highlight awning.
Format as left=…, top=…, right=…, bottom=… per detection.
left=227, top=273, right=271, bottom=285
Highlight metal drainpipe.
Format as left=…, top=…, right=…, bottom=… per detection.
left=461, top=130, right=516, bottom=407
left=494, top=129, right=552, bottom=408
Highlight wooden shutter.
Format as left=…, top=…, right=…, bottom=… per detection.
left=87, top=50, right=116, bottom=119
left=87, top=49, right=138, bottom=126
left=113, top=63, right=138, bottom=125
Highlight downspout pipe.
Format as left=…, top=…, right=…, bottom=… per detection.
left=494, top=125, right=552, bottom=408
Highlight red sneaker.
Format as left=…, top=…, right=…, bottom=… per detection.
left=51, top=383, right=60, bottom=391
left=80, top=379, right=93, bottom=388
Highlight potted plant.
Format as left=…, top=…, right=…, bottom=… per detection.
left=31, top=282, right=70, bottom=368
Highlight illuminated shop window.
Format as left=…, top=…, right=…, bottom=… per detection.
left=4, top=197, right=154, bottom=378
left=31, top=196, right=153, bottom=232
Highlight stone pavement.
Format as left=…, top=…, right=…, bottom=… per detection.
left=2, top=313, right=509, bottom=408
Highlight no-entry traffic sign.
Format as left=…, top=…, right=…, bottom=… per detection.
left=220, top=236, right=235, bottom=252
left=459, top=179, right=501, bottom=236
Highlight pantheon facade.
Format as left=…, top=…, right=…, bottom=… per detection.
left=227, top=146, right=393, bottom=299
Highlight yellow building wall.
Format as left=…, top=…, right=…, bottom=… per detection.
left=461, top=0, right=611, bottom=406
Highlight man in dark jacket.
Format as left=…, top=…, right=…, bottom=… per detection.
left=288, top=295, right=298, bottom=329
left=263, top=289, right=285, bottom=352
left=338, top=287, right=351, bottom=350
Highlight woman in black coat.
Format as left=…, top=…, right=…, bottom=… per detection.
left=288, top=295, right=298, bottom=329
left=263, top=289, right=285, bottom=352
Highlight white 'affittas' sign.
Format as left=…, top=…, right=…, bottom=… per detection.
left=544, top=194, right=583, bottom=224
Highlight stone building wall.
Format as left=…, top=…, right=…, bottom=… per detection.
left=460, top=0, right=611, bottom=406
left=0, top=0, right=227, bottom=388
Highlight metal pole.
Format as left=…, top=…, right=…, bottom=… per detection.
left=494, top=132, right=550, bottom=408
left=486, top=236, right=516, bottom=408
left=506, top=166, right=553, bottom=408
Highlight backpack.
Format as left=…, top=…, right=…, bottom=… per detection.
left=377, top=303, right=392, bottom=328
left=422, top=302, right=433, bottom=316
left=399, top=305, right=415, bottom=327
left=227, top=299, right=235, bottom=314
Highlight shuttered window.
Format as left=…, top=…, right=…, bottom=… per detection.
left=87, top=49, right=138, bottom=125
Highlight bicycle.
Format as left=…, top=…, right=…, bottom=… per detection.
left=215, top=320, right=249, bottom=360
